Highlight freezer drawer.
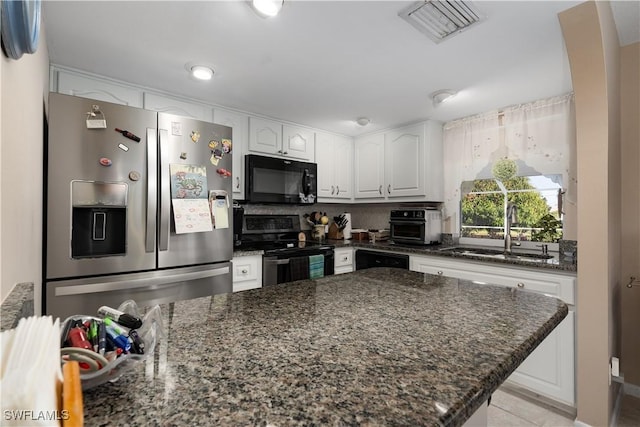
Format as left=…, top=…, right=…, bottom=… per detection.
left=45, top=262, right=231, bottom=320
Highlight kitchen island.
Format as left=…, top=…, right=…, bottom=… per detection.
left=82, top=268, right=567, bottom=426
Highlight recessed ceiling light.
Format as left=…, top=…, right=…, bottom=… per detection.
left=190, top=65, right=214, bottom=81
left=251, top=0, right=284, bottom=18
left=431, top=89, right=458, bottom=106
left=356, top=117, right=371, bottom=126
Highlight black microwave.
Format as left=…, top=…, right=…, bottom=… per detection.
left=245, top=154, right=317, bottom=204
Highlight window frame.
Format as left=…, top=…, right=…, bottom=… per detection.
left=458, top=175, right=562, bottom=251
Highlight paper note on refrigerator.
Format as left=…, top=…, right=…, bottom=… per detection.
left=172, top=199, right=213, bottom=234
left=209, top=190, right=229, bottom=229
left=170, top=164, right=208, bottom=199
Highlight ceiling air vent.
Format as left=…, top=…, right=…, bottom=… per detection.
left=399, top=0, right=484, bottom=44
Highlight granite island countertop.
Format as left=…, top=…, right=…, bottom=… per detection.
left=83, top=268, right=568, bottom=427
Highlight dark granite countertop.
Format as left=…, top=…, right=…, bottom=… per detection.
left=329, top=240, right=577, bottom=273
left=83, top=268, right=567, bottom=427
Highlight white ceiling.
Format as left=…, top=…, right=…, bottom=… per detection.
left=42, top=1, right=639, bottom=137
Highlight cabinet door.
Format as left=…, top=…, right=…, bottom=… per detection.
left=282, top=125, right=315, bottom=161
left=385, top=123, right=425, bottom=197
left=507, top=310, right=575, bottom=406
left=56, top=71, right=143, bottom=107
left=333, top=135, right=353, bottom=199
left=214, top=108, right=248, bottom=198
left=232, top=255, right=262, bottom=292
left=354, top=133, right=385, bottom=199
left=249, top=117, right=282, bottom=155
left=143, top=93, right=211, bottom=121
left=316, top=132, right=336, bottom=198
left=334, top=248, right=354, bottom=274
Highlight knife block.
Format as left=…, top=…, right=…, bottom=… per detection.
left=327, top=223, right=343, bottom=240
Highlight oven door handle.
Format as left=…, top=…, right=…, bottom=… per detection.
left=264, top=259, right=290, bottom=265
left=390, top=220, right=427, bottom=225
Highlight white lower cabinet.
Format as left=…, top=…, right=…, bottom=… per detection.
left=334, top=248, right=354, bottom=274
left=232, top=254, right=262, bottom=292
left=409, top=255, right=576, bottom=407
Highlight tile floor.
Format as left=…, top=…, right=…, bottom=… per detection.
left=488, top=388, right=640, bottom=427
left=488, top=389, right=574, bottom=426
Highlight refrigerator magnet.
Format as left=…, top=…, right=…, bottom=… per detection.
left=129, top=171, right=141, bottom=181
left=99, top=157, right=112, bottom=167
left=209, top=153, right=219, bottom=166
left=180, top=152, right=188, bottom=160
left=213, top=148, right=224, bottom=159
left=171, top=122, right=182, bottom=136
left=222, top=139, right=232, bottom=153
left=190, top=131, right=200, bottom=143
left=208, top=140, right=219, bottom=150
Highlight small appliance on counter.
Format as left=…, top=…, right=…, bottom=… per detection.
left=389, top=209, right=442, bottom=245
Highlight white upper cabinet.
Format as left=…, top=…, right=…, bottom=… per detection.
left=249, top=117, right=282, bottom=155
left=385, top=123, right=425, bottom=197
left=354, top=121, right=443, bottom=202
left=354, top=133, right=386, bottom=199
left=282, top=125, right=315, bottom=161
left=316, top=132, right=353, bottom=201
left=143, top=93, right=212, bottom=122
left=249, top=117, right=315, bottom=161
left=55, top=70, right=144, bottom=107
left=213, top=108, right=248, bottom=199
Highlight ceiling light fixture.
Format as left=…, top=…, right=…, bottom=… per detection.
left=251, top=0, right=284, bottom=18
left=431, top=89, right=458, bottom=107
left=356, top=117, right=371, bottom=127
left=399, top=0, right=484, bottom=44
left=190, top=65, right=214, bottom=81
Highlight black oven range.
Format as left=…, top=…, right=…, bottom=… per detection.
left=237, top=214, right=334, bottom=286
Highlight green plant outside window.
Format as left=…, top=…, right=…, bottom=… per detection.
left=460, top=175, right=563, bottom=243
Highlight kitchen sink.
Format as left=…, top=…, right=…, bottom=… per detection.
left=438, top=246, right=554, bottom=261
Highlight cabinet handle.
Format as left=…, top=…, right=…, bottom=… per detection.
left=283, top=151, right=288, bottom=155
left=342, top=256, right=348, bottom=261
left=331, top=185, right=335, bottom=195
left=388, top=184, right=391, bottom=194
left=517, top=282, right=525, bottom=288
left=236, top=177, right=240, bottom=189
left=437, top=271, right=443, bottom=275
left=241, top=269, right=248, bottom=274
left=379, top=185, right=382, bottom=195
left=277, top=150, right=283, bottom=154
left=336, top=186, right=340, bottom=195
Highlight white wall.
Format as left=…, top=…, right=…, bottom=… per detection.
left=0, top=26, right=50, bottom=313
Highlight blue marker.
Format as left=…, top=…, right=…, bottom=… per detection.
left=104, top=323, right=131, bottom=352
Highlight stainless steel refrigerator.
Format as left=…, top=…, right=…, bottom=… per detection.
left=45, top=93, right=234, bottom=320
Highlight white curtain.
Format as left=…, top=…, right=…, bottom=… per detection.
left=442, top=111, right=500, bottom=232
left=442, top=93, right=576, bottom=235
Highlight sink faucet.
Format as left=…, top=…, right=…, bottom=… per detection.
left=504, top=203, right=520, bottom=254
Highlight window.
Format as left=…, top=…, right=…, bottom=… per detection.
left=460, top=175, right=563, bottom=243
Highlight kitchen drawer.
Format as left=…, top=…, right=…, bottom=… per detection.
left=409, top=255, right=575, bottom=305
left=232, top=255, right=262, bottom=292
left=334, top=248, right=353, bottom=268
left=334, top=248, right=354, bottom=275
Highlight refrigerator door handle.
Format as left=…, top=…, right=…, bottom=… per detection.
left=54, top=265, right=230, bottom=296
left=159, top=128, right=170, bottom=251
left=146, top=128, right=158, bottom=253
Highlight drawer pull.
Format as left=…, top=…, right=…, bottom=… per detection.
left=241, top=269, right=248, bottom=274
left=342, top=257, right=348, bottom=261
left=517, top=282, right=525, bottom=288
left=437, top=271, right=443, bottom=275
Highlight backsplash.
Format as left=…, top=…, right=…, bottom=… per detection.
left=240, top=202, right=441, bottom=231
